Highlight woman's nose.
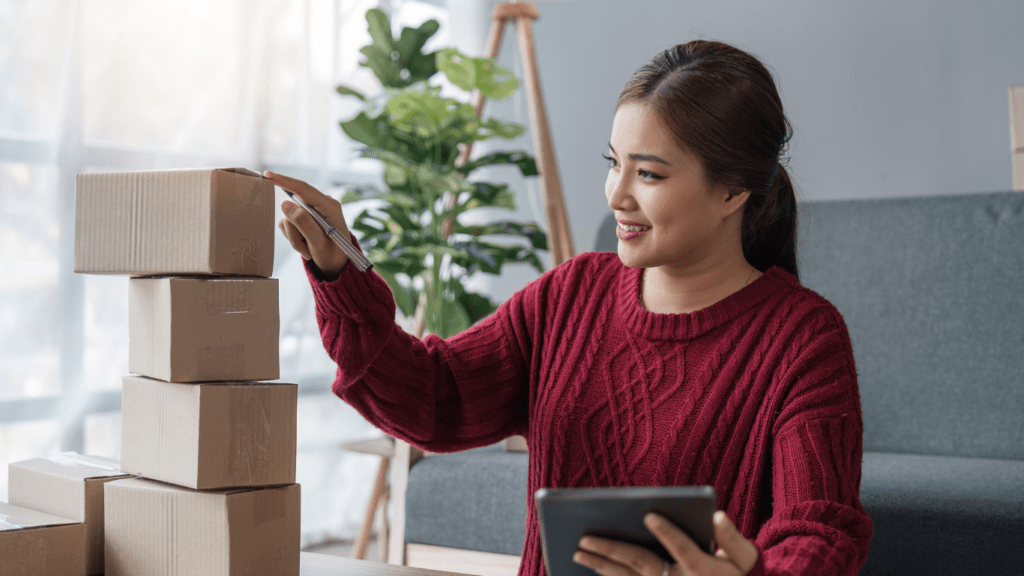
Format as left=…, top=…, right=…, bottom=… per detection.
left=607, top=172, right=632, bottom=207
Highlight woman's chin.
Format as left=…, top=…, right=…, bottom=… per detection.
left=615, top=249, right=647, bottom=270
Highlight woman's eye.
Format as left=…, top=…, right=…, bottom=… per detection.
left=603, top=153, right=664, bottom=181
left=638, top=169, right=665, bottom=182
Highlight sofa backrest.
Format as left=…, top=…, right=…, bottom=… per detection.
left=593, top=191, right=1024, bottom=460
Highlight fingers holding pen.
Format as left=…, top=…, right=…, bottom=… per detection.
left=278, top=217, right=312, bottom=261
left=265, top=170, right=350, bottom=238
left=267, top=170, right=352, bottom=276
left=264, top=170, right=342, bottom=214
left=279, top=198, right=350, bottom=275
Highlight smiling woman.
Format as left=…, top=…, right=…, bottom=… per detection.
left=279, top=38, right=871, bottom=576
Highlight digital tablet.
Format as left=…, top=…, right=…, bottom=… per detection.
left=534, top=486, right=716, bottom=576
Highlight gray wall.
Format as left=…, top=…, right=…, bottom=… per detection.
left=447, top=0, right=1024, bottom=305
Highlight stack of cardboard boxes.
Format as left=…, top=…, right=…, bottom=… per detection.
left=70, top=167, right=299, bottom=576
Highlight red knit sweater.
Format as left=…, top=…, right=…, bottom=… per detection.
left=305, top=234, right=872, bottom=576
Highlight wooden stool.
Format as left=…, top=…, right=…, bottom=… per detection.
left=339, top=435, right=396, bottom=562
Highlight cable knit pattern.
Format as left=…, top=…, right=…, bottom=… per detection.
left=306, top=233, right=872, bottom=576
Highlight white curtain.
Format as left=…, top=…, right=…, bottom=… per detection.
left=0, top=0, right=458, bottom=547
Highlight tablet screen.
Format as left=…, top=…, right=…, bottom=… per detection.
left=535, top=486, right=716, bottom=576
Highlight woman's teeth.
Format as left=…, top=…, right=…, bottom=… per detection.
left=618, top=223, right=652, bottom=232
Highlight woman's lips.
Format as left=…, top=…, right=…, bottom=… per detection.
left=616, top=224, right=651, bottom=240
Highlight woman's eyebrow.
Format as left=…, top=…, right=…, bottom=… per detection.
left=608, top=142, right=672, bottom=166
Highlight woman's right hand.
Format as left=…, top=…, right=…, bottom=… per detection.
left=265, top=170, right=352, bottom=279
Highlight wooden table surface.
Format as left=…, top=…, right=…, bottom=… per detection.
left=301, top=552, right=474, bottom=576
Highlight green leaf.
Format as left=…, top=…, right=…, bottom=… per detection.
left=378, top=193, right=423, bottom=211
left=426, top=275, right=478, bottom=338
left=365, top=9, right=395, bottom=55
left=394, top=20, right=440, bottom=80
left=459, top=290, right=498, bottom=325
left=436, top=48, right=519, bottom=101
left=336, top=85, right=366, bottom=101
left=436, top=48, right=475, bottom=92
left=351, top=215, right=388, bottom=241
left=478, top=118, right=525, bottom=140
left=375, top=269, right=419, bottom=318
left=380, top=204, right=419, bottom=232
left=340, top=112, right=385, bottom=148
left=336, top=184, right=387, bottom=204
left=472, top=58, right=519, bottom=101
left=407, top=51, right=440, bottom=84
left=454, top=220, right=548, bottom=250
left=463, top=182, right=516, bottom=211
left=458, top=151, right=538, bottom=177
left=447, top=241, right=502, bottom=274
left=340, top=189, right=364, bottom=204
left=385, top=90, right=449, bottom=137
left=382, top=163, right=409, bottom=189
left=360, top=11, right=440, bottom=88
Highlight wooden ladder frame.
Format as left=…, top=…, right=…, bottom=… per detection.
left=388, top=2, right=576, bottom=572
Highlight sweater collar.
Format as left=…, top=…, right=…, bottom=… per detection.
left=616, top=264, right=798, bottom=340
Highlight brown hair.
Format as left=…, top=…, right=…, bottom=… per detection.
left=617, top=40, right=798, bottom=280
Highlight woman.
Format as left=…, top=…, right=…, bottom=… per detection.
left=272, top=40, right=872, bottom=576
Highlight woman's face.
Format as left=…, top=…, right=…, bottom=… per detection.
left=605, top=101, right=742, bottom=271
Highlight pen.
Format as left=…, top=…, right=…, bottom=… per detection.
left=283, top=190, right=374, bottom=273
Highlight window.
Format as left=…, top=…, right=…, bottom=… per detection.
left=0, top=0, right=455, bottom=546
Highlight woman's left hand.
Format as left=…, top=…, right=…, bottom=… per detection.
left=574, top=511, right=759, bottom=576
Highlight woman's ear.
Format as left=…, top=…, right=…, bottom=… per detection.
left=723, top=188, right=751, bottom=216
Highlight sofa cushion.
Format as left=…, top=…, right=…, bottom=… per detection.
left=858, top=451, right=1024, bottom=575
left=795, top=192, right=1024, bottom=460
left=405, top=443, right=528, bottom=556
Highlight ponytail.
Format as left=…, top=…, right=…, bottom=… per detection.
left=743, top=165, right=798, bottom=281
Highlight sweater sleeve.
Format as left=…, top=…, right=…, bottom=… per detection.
left=303, top=232, right=549, bottom=453
left=753, top=305, right=873, bottom=575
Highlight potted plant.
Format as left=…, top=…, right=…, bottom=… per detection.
left=335, top=8, right=548, bottom=339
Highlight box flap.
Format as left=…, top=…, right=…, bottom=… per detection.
left=218, top=167, right=265, bottom=178
left=10, top=452, right=125, bottom=482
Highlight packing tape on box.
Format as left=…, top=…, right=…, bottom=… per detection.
left=224, top=167, right=263, bottom=179
left=207, top=280, right=254, bottom=315
left=230, top=383, right=271, bottom=484
left=231, top=239, right=262, bottom=276
left=197, top=344, right=245, bottom=381
left=45, top=452, right=121, bottom=472
left=0, top=515, right=24, bottom=530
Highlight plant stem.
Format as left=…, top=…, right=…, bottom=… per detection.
left=413, top=290, right=427, bottom=339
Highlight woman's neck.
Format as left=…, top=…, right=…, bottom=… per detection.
left=641, top=261, right=762, bottom=314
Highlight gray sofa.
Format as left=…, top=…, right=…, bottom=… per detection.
left=405, top=191, right=1024, bottom=575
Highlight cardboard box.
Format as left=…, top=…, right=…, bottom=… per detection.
left=120, top=375, right=297, bottom=490
left=7, top=452, right=131, bottom=575
left=104, top=478, right=299, bottom=576
left=74, top=167, right=274, bottom=277
left=129, top=277, right=280, bottom=382
left=0, top=501, right=86, bottom=576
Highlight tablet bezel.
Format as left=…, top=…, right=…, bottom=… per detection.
left=534, top=486, right=717, bottom=576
